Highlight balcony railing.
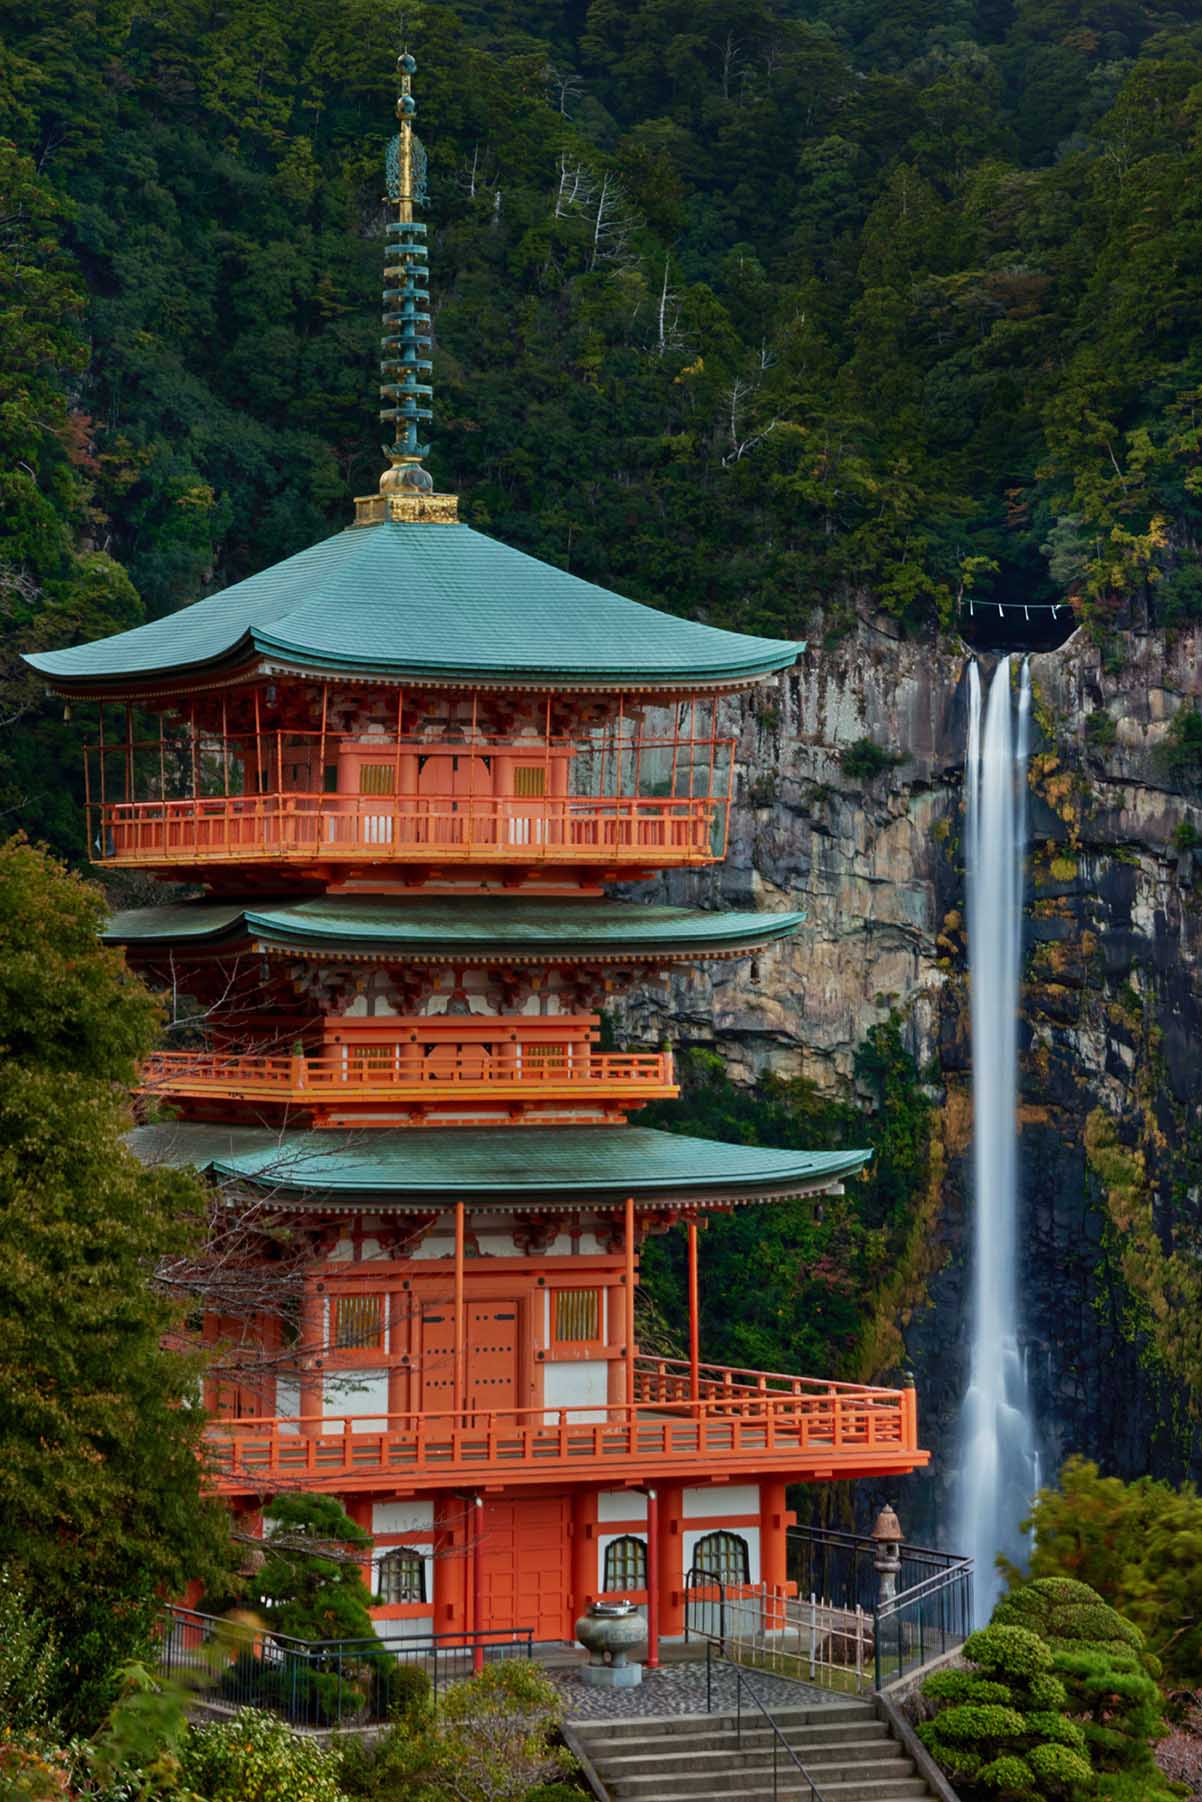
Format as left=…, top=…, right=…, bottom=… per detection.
left=204, top=1360, right=924, bottom=1494
left=140, top=1044, right=676, bottom=1113
left=85, top=721, right=735, bottom=871
left=94, top=792, right=725, bottom=868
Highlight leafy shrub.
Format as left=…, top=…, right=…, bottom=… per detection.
left=1015, top=1459, right=1202, bottom=1688
left=181, top=1707, right=348, bottom=1802
left=425, top=1664, right=576, bottom=1802
left=919, top=1622, right=1095, bottom=1801
left=839, top=737, right=902, bottom=781
left=0, top=1570, right=60, bottom=1733
left=372, top=1658, right=431, bottom=1724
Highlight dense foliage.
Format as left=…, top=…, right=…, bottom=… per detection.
left=1010, top=1456, right=1202, bottom=1694
left=7, top=0, right=1202, bottom=854
left=920, top=1584, right=1175, bottom=1801
left=638, top=1016, right=933, bottom=1379
left=919, top=1622, right=1094, bottom=1801
left=0, top=838, right=231, bottom=1732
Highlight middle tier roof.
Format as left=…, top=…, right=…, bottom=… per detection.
left=104, top=895, right=806, bottom=964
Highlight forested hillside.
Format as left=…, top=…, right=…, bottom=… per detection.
left=5, top=0, right=1202, bottom=851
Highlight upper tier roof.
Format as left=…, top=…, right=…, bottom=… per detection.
left=103, top=896, right=805, bottom=962
left=26, top=521, right=803, bottom=696
left=127, top=1122, right=869, bottom=1211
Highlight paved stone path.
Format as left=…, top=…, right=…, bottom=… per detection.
left=551, top=1657, right=839, bottom=1720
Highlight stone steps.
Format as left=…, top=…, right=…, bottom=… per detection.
left=571, top=1698, right=940, bottom=1802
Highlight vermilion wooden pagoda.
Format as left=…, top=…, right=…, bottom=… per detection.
left=27, top=54, right=926, bottom=1654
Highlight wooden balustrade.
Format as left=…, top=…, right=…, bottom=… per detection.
left=91, top=792, right=728, bottom=869
left=140, top=1043, right=676, bottom=1106
left=203, top=1374, right=923, bottom=1495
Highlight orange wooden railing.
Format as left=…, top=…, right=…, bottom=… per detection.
left=93, top=792, right=725, bottom=867
left=141, top=1044, right=676, bottom=1104
left=203, top=1377, right=922, bottom=1493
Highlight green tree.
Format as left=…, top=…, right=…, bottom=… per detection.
left=1011, top=1457, right=1202, bottom=1693
left=257, top=1493, right=376, bottom=1644
left=0, top=837, right=231, bottom=1731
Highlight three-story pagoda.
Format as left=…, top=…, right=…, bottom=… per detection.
left=27, top=54, right=927, bottom=1654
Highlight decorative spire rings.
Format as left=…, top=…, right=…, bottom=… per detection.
left=357, top=49, right=457, bottom=524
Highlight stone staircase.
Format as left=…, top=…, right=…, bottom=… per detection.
left=569, top=1697, right=938, bottom=1801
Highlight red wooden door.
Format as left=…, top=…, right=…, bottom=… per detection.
left=419, top=1299, right=519, bottom=1418
left=466, top=1300, right=519, bottom=1416
left=481, top=1497, right=571, bottom=1642
left=418, top=1301, right=456, bottom=1414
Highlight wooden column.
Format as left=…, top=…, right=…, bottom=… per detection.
left=658, top=1483, right=685, bottom=1638
left=687, top=1219, right=700, bottom=1407
left=298, top=1284, right=323, bottom=1436
left=471, top=1493, right=485, bottom=1672
left=760, top=1480, right=790, bottom=1595
left=454, top=1202, right=466, bottom=1423
left=644, top=1486, right=660, bottom=1668
left=570, top=1489, right=595, bottom=1627
left=624, top=1195, right=636, bottom=1411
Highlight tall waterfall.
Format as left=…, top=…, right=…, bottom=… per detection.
left=955, top=654, right=1039, bottom=1624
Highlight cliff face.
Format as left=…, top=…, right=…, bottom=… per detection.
left=624, top=617, right=1202, bottom=1535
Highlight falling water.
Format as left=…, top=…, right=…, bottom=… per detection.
left=955, top=654, right=1039, bottom=1624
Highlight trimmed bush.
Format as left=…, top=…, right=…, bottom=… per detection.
left=181, top=1707, right=347, bottom=1802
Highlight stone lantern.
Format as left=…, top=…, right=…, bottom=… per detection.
left=871, top=1503, right=903, bottom=1607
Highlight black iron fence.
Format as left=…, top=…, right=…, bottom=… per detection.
left=160, top=1607, right=533, bottom=1730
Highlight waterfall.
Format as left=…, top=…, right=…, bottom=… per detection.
left=955, top=654, right=1039, bottom=1625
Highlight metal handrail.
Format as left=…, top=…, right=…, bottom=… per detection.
left=705, top=1643, right=829, bottom=1801
left=685, top=1565, right=727, bottom=1655
left=160, top=1606, right=533, bottom=1727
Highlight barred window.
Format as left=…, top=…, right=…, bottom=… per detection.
left=513, top=766, right=547, bottom=797
left=331, top=1293, right=386, bottom=1351
left=359, top=764, right=396, bottom=796
left=377, top=1546, right=426, bottom=1606
left=553, top=1288, right=600, bottom=1344
left=694, top=1531, right=750, bottom=1587
left=603, top=1535, right=646, bottom=1592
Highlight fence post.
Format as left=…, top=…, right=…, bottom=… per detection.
left=808, top=1593, right=816, bottom=1679
left=873, top=1604, right=882, bottom=1692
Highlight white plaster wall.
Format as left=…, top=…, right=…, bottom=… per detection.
left=372, top=1501, right=435, bottom=1536
left=374, top=1616, right=434, bottom=1642
left=683, top=1484, right=760, bottom=1518
left=324, top=1369, right=389, bottom=1430
left=543, top=1359, right=608, bottom=1422
left=275, top=1375, right=301, bottom=1432
left=597, top=1490, right=647, bottom=1523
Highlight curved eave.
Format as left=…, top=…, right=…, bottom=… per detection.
left=127, top=1123, right=870, bottom=1212
left=27, top=638, right=804, bottom=702
left=103, top=901, right=807, bottom=963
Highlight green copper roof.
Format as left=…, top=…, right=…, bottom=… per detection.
left=104, top=896, right=805, bottom=961
left=127, top=1123, right=868, bottom=1211
left=26, top=522, right=803, bottom=694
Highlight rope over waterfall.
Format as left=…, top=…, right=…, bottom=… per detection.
left=955, top=653, right=1040, bottom=1624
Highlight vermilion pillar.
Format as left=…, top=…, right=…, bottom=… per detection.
left=624, top=1194, right=636, bottom=1409
left=644, top=1487, right=660, bottom=1668
left=687, top=1219, right=700, bottom=1404
left=299, top=1284, right=323, bottom=1433
left=658, top=1482, right=685, bottom=1637
left=471, top=1493, right=485, bottom=1672
left=760, top=1480, right=790, bottom=1593
left=454, top=1201, right=466, bottom=1421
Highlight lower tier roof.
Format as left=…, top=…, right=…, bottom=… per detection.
left=128, top=1123, right=869, bottom=1211
left=104, top=896, right=805, bottom=963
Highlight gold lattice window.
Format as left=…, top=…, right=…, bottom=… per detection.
left=359, top=764, right=396, bottom=796
left=350, top=1043, right=394, bottom=1075
left=331, top=1292, right=386, bottom=1351
left=513, top=766, right=547, bottom=798
left=603, top=1535, right=647, bottom=1592
left=524, top=1042, right=569, bottom=1074
left=553, top=1288, right=600, bottom=1344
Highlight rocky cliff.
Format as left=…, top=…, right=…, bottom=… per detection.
left=623, top=616, right=1202, bottom=1536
